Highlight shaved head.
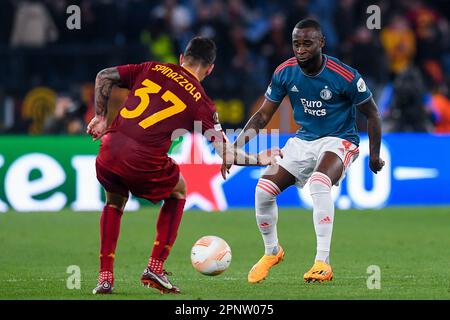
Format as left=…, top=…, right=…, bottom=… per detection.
left=294, top=18, right=323, bottom=36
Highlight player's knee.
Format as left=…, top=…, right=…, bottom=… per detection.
left=309, top=172, right=332, bottom=195
left=171, top=184, right=187, bottom=199
left=105, top=194, right=127, bottom=211
left=105, top=202, right=125, bottom=212
left=172, top=176, right=187, bottom=199
left=171, top=190, right=186, bottom=199
left=255, top=178, right=280, bottom=204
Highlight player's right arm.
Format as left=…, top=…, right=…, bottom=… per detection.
left=87, top=63, right=148, bottom=140
left=196, top=101, right=282, bottom=179
left=214, top=139, right=282, bottom=163
left=233, top=99, right=280, bottom=149
left=233, top=69, right=286, bottom=149
left=87, top=67, right=122, bottom=140
left=223, top=68, right=286, bottom=176
left=220, top=100, right=281, bottom=178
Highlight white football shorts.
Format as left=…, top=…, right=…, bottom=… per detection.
left=270, top=136, right=359, bottom=188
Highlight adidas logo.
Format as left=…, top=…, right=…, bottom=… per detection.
left=290, top=85, right=299, bottom=92
left=319, top=216, right=332, bottom=224
left=259, top=222, right=270, bottom=228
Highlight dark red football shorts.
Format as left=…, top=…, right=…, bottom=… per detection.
left=95, top=132, right=180, bottom=203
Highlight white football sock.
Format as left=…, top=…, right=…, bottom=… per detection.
left=309, top=172, right=334, bottom=264
left=255, top=178, right=281, bottom=255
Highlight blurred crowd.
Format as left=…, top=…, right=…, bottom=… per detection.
left=0, top=0, right=449, bottom=135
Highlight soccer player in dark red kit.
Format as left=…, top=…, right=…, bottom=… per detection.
left=87, top=37, right=281, bottom=294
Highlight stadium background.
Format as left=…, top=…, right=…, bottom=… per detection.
left=0, top=0, right=449, bottom=211
left=1, top=0, right=450, bottom=301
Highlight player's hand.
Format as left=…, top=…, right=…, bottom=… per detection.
left=258, top=148, right=283, bottom=166
left=86, top=116, right=107, bottom=141
left=369, top=156, right=385, bottom=174
left=221, top=162, right=231, bottom=180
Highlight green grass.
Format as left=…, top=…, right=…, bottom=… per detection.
left=1, top=207, right=450, bottom=300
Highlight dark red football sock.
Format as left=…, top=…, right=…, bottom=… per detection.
left=148, top=257, right=163, bottom=274
left=97, top=270, right=114, bottom=285
left=149, top=198, right=186, bottom=271
left=99, top=205, right=123, bottom=273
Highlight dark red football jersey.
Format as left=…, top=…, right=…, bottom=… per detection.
left=107, top=62, right=224, bottom=155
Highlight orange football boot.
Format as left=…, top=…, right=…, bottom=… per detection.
left=248, top=246, right=284, bottom=283
left=303, top=260, right=333, bottom=283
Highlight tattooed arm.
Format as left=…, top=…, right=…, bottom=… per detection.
left=219, top=98, right=281, bottom=177
left=87, top=67, right=122, bottom=140
left=214, top=140, right=282, bottom=164
left=94, top=67, right=122, bottom=117
left=234, top=98, right=280, bottom=148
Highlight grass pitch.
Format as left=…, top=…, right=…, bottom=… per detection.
left=1, top=207, right=450, bottom=300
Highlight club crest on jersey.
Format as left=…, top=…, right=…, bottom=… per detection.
left=320, top=86, right=332, bottom=100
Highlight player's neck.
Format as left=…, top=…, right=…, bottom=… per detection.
left=181, top=63, right=201, bottom=81
left=300, top=54, right=324, bottom=76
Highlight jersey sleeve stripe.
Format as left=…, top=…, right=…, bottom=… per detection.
left=327, top=59, right=355, bottom=77
left=326, top=60, right=355, bottom=81
left=274, top=61, right=290, bottom=73
left=326, top=64, right=353, bottom=82
left=274, top=62, right=297, bottom=75
left=326, top=63, right=353, bottom=82
left=274, top=57, right=297, bottom=74
left=274, top=62, right=296, bottom=74
left=278, top=57, right=297, bottom=65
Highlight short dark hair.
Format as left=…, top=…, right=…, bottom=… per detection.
left=184, top=37, right=217, bottom=66
left=295, top=18, right=323, bottom=35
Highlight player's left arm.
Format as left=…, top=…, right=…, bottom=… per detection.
left=87, top=67, right=123, bottom=140
left=357, top=98, right=385, bottom=174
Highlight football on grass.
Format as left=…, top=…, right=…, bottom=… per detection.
left=191, top=235, right=232, bottom=276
